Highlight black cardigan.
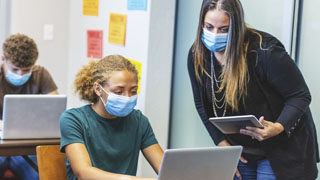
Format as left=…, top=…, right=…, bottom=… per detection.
left=187, top=31, right=319, bottom=180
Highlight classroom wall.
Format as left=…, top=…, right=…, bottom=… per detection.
left=141, top=0, right=175, bottom=176
left=9, top=0, right=70, bottom=96
left=169, top=0, right=214, bottom=149
left=66, top=0, right=151, bottom=110
left=0, top=0, right=11, bottom=56
left=298, top=2, right=320, bottom=177
left=241, top=0, right=296, bottom=53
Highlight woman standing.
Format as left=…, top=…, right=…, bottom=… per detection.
left=188, top=0, right=319, bottom=179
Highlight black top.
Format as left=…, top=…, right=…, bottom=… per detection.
left=204, top=52, right=266, bottom=159
left=188, top=31, right=319, bottom=180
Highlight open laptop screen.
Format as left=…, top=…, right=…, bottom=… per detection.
left=1, top=94, right=67, bottom=139
left=158, top=146, right=242, bottom=180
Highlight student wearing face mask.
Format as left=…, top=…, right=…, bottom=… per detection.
left=0, top=34, right=58, bottom=179
left=60, top=55, right=163, bottom=180
left=188, top=0, right=319, bottom=179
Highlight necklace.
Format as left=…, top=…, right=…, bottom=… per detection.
left=210, top=52, right=227, bottom=117
left=211, top=53, right=222, bottom=86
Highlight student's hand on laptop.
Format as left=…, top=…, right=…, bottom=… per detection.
left=234, top=156, right=248, bottom=180
left=218, top=140, right=247, bottom=180
left=120, top=176, right=156, bottom=180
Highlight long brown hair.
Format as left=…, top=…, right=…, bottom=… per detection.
left=193, top=0, right=259, bottom=111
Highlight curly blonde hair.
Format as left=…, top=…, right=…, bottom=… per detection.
left=2, top=34, right=38, bottom=67
left=74, top=55, right=138, bottom=103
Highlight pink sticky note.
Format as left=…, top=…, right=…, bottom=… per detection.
left=87, top=30, right=103, bottom=59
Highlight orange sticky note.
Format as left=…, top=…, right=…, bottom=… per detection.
left=83, top=0, right=99, bottom=16
left=108, top=13, right=127, bottom=46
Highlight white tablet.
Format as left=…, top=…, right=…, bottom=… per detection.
left=209, top=115, right=264, bottom=134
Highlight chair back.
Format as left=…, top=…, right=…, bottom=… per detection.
left=36, top=145, right=67, bottom=180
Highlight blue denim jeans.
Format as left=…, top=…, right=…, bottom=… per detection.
left=0, top=155, right=39, bottom=180
left=234, top=159, right=276, bottom=180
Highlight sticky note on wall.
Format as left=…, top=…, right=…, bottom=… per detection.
left=127, top=58, right=142, bottom=94
left=87, top=30, right=103, bottom=59
left=83, top=0, right=99, bottom=16
left=128, top=0, right=148, bottom=11
left=108, top=13, right=127, bottom=46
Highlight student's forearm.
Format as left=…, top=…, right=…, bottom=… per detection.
left=217, top=139, right=231, bottom=146
left=75, top=167, right=130, bottom=180
left=75, top=166, right=156, bottom=180
left=47, top=90, right=58, bottom=94
left=142, top=144, right=164, bottom=174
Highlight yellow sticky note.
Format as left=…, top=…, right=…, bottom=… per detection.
left=108, top=13, right=127, bottom=46
left=83, top=0, right=99, bottom=16
left=127, top=58, right=142, bottom=94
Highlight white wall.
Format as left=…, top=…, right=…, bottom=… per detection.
left=170, top=0, right=214, bottom=149
left=0, top=0, right=11, bottom=57
left=9, top=0, right=70, bottom=95
left=299, top=1, right=320, bottom=123
left=241, top=0, right=295, bottom=54
left=67, top=0, right=151, bottom=110
left=142, top=0, right=175, bottom=177
left=298, top=2, right=320, bottom=178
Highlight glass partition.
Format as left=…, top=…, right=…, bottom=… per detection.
left=298, top=2, right=320, bottom=176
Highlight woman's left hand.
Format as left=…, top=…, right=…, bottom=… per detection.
left=240, top=116, right=284, bottom=141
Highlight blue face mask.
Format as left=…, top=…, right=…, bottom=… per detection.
left=201, top=29, right=228, bottom=52
left=6, top=69, right=32, bottom=86
left=99, top=84, right=137, bottom=117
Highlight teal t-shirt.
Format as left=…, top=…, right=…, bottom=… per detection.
left=60, top=104, right=158, bottom=180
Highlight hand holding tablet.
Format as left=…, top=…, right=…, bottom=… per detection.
left=209, top=115, right=264, bottom=134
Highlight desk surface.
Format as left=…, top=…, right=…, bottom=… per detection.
left=0, top=138, right=60, bottom=156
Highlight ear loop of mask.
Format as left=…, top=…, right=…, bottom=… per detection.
left=98, top=84, right=108, bottom=105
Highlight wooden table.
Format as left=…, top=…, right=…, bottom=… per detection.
left=0, top=138, right=60, bottom=171
left=0, top=138, right=60, bottom=156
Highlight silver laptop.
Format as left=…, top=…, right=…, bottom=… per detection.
left=1, top=94, right=67, bottom=139
left=158, top=146, right=242, bottom=180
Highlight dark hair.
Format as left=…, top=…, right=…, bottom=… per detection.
left=2, top=34, right=39, bottom=67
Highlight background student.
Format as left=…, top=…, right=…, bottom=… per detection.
left=60, top=55, right=163, bottom=180
left=187, top=0, right=319, bottom=179
left=0, top=33, right=58, bottom=180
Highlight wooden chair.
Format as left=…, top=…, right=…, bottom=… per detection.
left=36, top=145, right=67, bottom=180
